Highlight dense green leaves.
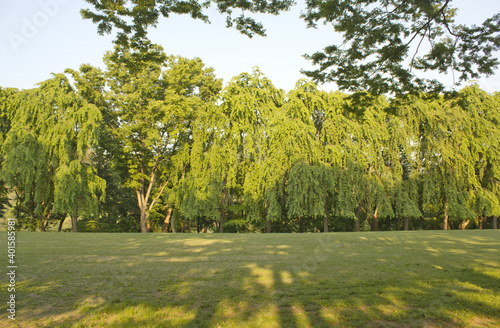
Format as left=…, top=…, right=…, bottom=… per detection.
left=302, top=0, right=500, bottom=95
left=1, top=54, right=499, bottom=232
left=81, top=0, right=295, bottom=44
left=1, top=75, right=105, bottom=231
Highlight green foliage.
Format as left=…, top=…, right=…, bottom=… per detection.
left=102, top=42, right=223, bottom=232
left=302, top=0, right=500, bottom=95
left=2, top=57, right=499, bottom=232
left=287, top=162, right=327, bottom=219
left=81, top=0, right=295, bottom=44
left=1, top=75, right=104, bottom=230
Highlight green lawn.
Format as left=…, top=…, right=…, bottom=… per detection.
left=1, top=231, right=499, bottom=327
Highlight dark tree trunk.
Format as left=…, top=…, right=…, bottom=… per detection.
left=478, top=216, right=484, bottom=229
left=71, top=208, right=78, bottom=232
left=404, top=217, right=409, bottom=231
left=219, top=209, right=225, bottom=233
left=265, top=218, right=271, bottom=233
left=355, top=206, right=361, bottom=232
left=58, top=217, right=66, bottom=232
left=171, top=209, right=177, bottom=233
left=40, top=219, right=48, bottom=232
left=493, top=216, right=498, bottom=230
left=219, top=175, right=228, bottom=233
left=323, top=197, right=329, bottom=233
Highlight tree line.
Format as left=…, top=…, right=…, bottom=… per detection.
left=1, top=43, right=499, bottom=232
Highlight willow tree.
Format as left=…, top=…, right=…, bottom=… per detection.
left=286, top=162, right=334, bottom=232
left=252, top=96, right=321, bottom=232
left=1, top=75, right=105, bottom=231
left=219, top=68, right=285, bottom=232
left=452, top=85, right=500, bottom=228
left=66, top=64, right=140, bottom=231
left=417, top=94, right=476, bottom=230
left=176, top=103, right=229, bottom=232
left=323, top=93, right=395, bottom=231
left=0, top=87, right=16, bottom=215
left=281, top=80, right=334, bottom=231
left=104, top=42, right=222, bottom=232
left=386, top=95, right=424, bottom=229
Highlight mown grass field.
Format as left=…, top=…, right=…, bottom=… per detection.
left=1, top=230, right=499, bottom=327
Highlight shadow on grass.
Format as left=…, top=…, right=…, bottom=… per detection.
left=2, top=231, right=500, bottom=328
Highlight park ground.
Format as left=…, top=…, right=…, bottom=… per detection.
left=1, top=230, right=499, bottom=327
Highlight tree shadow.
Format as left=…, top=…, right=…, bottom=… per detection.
left=2, top=231, right=499, bottom=327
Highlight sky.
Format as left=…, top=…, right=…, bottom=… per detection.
left=1, top=0, right=500, bottom=93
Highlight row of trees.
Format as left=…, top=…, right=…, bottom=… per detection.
left=1, top=43, right=499, bottom=232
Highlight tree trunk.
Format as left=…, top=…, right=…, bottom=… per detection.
left=139, top=207, right=148, bottom=233
left=40, top=219, right=49, bottom=232
left=371, top=208, right=379, bottom=231
left=219, top=209, right=225, bottom=233
left=355, top=206, right=361, bottom=232
left=137, top=188, right=150, bottom=233
left=459, top=220, right=470, bottom=230
left=494, top=216, right=498, bottom=230
left=265, top=218, right=271, bottom=233
left=58, top=217, right=66, bottom=232
left=171, top=211, right=176, bottom=233
left=404, top=217, right=409, bottom=231
left=219, top=175, right=228, bottom=233
left=219, top=189, right=227, bottom=233
left=71, top=208, right=78, bottom=232
left=162, top=208, right=172, bottom=232
left=323, top=197, right=329, bottom=233
left=443, top=201, right=449, bottom=230
left=478, top=216, right=484, bottom=229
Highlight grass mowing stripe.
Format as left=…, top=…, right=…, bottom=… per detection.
left=1, top=230, right=499, bottom=327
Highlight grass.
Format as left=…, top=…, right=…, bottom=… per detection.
left=1, top=230, right=499, bottom=327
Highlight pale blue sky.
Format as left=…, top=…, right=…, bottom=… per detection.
left=1, top=0, right=500, bottom=93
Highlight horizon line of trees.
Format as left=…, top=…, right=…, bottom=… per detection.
left=1, top=44, right=499, bottom=233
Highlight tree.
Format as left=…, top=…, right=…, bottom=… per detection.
left=81, top=0, right=294, bottom=45
left=302, top=0, right=500, bottom=95
left=66, top=64, right=141, bottom=232
left=452, top=85, right=500, bottom=228
left=219, top=68, right=285, bottom=232
left=176, top=103, right=228, bottom=232
left=103, top=42, right=222, bottom=232
left=415, top=93, right=477, bottom=230
left=0, top=88, right=16, bottom=217
left=1, top=75, right=105, bottom=231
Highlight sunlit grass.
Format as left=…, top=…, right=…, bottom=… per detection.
left=1, top=230, right=499, bottom=327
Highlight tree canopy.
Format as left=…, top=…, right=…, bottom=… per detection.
left=1, top=62, right=499, bottom=232
left=302, top=0, right=500, bottom=95
left=81, top=0, right=295, bottom=44
left=81, top=0, right=500, bottom=95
